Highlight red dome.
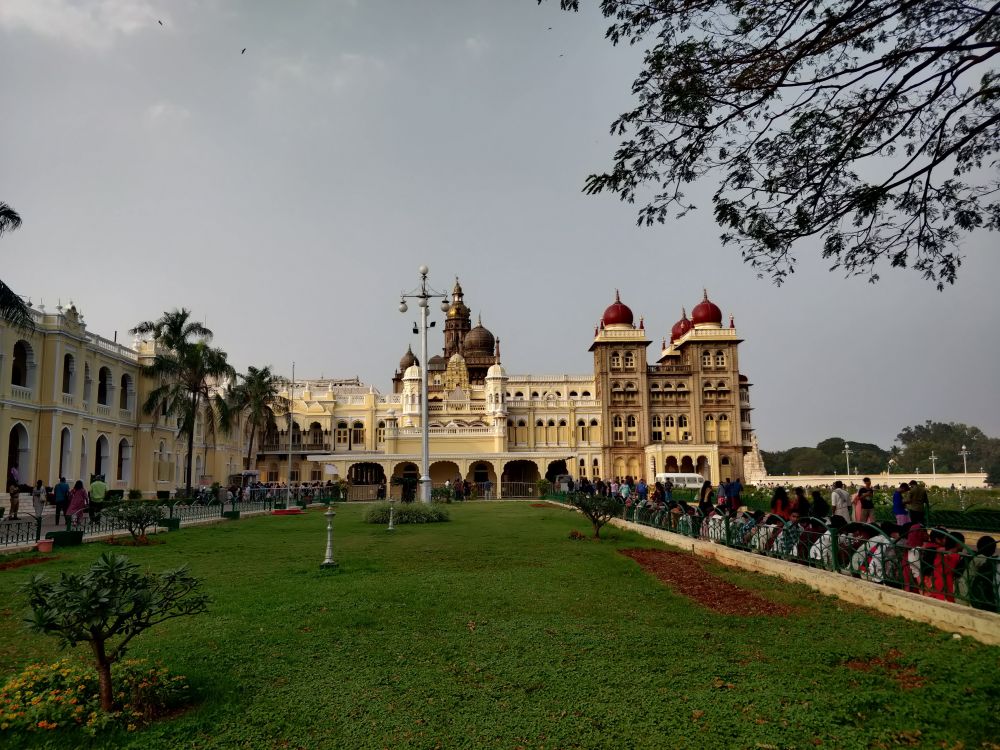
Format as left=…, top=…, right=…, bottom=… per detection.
left=601, top=290, right=634, bottom=327
left=670, top=308, right=692, bottom=341
left=691, top=289, right=722, bottom=326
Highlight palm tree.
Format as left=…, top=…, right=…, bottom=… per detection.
left=0, top=202, right=32, bottom=331
left=225, top=366, right=289, bottom=471
left=130, top=310, right=234, bottom=497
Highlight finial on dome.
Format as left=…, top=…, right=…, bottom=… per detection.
left=682, top=307, right=687, bottom=318
left=662, top=337, right=667, bottom=349
left=477, top=313, right=482, bottom=326
left=594, top=324, right=599, bottom=337
left=703, top=288, right=709, bottom=301
left=639, top=316, right=644, bottom=329
left=494, top=337, right=501, bottom=363
left=729, top=314, right=735, bottom=329
left=614, top=289, right=621, bottom=303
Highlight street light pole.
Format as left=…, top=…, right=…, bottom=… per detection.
left=959, top=445, right=970, bottom=475
left=843, top=442, right=853, bottom=476
left=399, top=266, right=450, bottom=504
left=929, top=451, right=938, bottom=481
left=287, top=361, right=294, bottom=507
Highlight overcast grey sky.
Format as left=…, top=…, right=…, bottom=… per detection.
left=2, top=0, right=998, bottom=454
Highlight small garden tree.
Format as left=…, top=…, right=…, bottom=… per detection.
left=104, top=503, right=166, bottom=543
left=23, top=553, right=209, bottom=711
left=570, top=493, right=623, bottom=539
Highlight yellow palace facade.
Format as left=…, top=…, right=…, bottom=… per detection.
left=1, top=304, right=244, bottom=496
left=2, top=282, right=754, bottom=499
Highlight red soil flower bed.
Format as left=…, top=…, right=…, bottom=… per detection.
left=530, top=503, right=559, bottom=508
left=0, top=555, right=63, bottom=571
left=620, top=548, right=793, bottom=617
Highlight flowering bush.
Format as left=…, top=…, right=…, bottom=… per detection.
left=0, top=658, right=190, bottom=735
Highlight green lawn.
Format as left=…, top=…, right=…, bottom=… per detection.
left=0, top=502, right=998, bottom=749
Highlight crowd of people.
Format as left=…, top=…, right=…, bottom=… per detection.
left=5, top=464, right=107, bottom=526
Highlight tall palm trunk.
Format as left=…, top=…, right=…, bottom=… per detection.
left=245, top=420, right=257, bottom=471
left=185, top=392, right=199, bottom=497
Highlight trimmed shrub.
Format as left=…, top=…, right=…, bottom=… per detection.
left=363, top=503, right=450, bottom=524
left=0, top=658, right=190, bottom=735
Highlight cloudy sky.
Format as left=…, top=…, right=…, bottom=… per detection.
left=2, top=0, right=998, bottom=457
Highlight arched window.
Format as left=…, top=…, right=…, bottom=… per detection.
left=531, top=391, right=540, bottom=399
left=715, top=350, right=726, bottom=367
left=291, top=423, right=302, bottom=445
left=516, top=419, right=528, bottom=445
left=535, top=420, right=545, bottom=444
left=116, top=438, right=132, bottom=482
left=612, top=415, right=624, bottom=443
left=335, top=421, right=349, bottom=447
left=557, top=419, right=568, bottom=443
left=593, top=457, right=600, bottom=477
left=62, top=354, right=75, bottom=395
left=651, top=415, right=662, bottom=442
left=376, top=421, right=386, bottom=444
left=579, top=458, right=587, bottom=477
left=623, top=352, right=635, bottom=369
left=577, top=419, right=587, bottom=442
left=514, top=391, right=523, bottom=398
left=582, top=390, right=591, bottom=398
left=97, top=367, right=112, bottom=405
left=569, top=390, right=578, bottom=398
left=610, top=352, right=622, bottom=369
left=95, top=434, right=110, bottom=478
left=701, top=350, right=712, bottom=367
left=664, top=415, right=675, bottom=427
left=678, top=415, right=689, bottom=428
left=119, top=374, right=133, bottom=411
left=651, top=415, right=661, bottom=428
left=705, top=415, right=717, bottom=442
left=351, top=421, right=364, bottom=446
left=626, top=415, right=638, bottom=443
left=11, top=340, right=33, bottom=388
left=719, top=414, right=731, bottom=442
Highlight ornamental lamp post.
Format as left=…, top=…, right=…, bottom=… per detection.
left=320, top=502, right=338, bottom=569
left=387, top=497, right=396, bottom=531
left=929, top=451, right=938, bottom=481
left=959, top=445, right=970, bottom=475
left=399, top=266, right=450, bottom=503
left=843, top=442, right=853, bottom=477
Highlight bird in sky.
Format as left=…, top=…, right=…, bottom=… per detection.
left=241, top=48, right=246, bottom=54
left=158, top=20, right=163, bottom=26
left=547, top=27, right=552, bottom=30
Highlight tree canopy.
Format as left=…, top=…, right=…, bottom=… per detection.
left=547, top=1, right=1000, bottom=287
left=0, top=202, right=33, bottom=331
left=761, top=421, right=1000, bottom=483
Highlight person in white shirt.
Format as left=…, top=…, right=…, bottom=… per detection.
left=830, top=480, right=852, bottom=521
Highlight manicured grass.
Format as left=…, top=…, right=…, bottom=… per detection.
left=0, top=502, right=998, bottom=749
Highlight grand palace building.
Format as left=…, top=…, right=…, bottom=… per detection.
left=1, top=283, right=754, bottom=499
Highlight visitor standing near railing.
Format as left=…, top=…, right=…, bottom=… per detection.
left=53, top=477, right=70, bottom=525
left=89, top=475, right=107, bottom=523
left=31, top=480, right=46, bottom=517
left=906, top=480, right=928, bottom=523
left=831, top=480, right=851, bottom=521
left=892, top=482, right=911, bottom=524
left=67, top=481, right=89, bottom=526
left=856, top=477, right=876, bottom=523
left=5, top=480, right=20, bottom=520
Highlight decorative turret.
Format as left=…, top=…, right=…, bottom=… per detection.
left=485, top=339, right=508, bottom=417
left=402, top=364, right=421, bottom=416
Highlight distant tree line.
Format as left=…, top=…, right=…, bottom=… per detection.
left=762, top=422, right=1000, bottom=484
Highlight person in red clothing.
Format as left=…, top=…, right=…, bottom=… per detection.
left=901, top=522, right=927, bottom=592
left=770, top=487, right=792, bottom=521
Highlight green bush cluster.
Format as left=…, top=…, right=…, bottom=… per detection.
left=0, top=658, right=190, bottom=735
left=363, top=503, right=450, bottom=524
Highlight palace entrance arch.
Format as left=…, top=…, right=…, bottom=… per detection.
left=502, top=459, right=540, bottom=498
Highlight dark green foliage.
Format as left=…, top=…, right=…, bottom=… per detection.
left=129, top=310, right=234, bottom=498
left=546, top=1, right=999, bottom=287
left=0, top=202, right=33, bottom=331
left=567, top=492, right=622, bottom=538
left=363, top=502, right=450, bottom=524
left=104, top=503, right=166, bottom=541
left=22, top=553, right=208, bottom=711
